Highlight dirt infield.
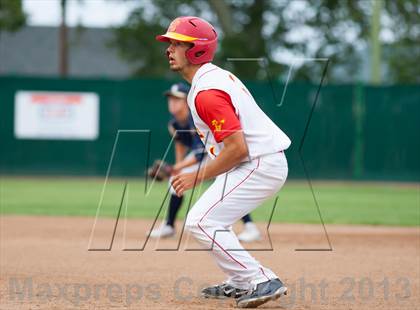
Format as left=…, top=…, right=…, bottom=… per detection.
left=1, top=216, right=419, bottom=309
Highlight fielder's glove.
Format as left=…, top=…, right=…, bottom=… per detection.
left=147, top=160, right=173, bottom=181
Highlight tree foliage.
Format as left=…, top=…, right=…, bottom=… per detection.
left=112, top=0, right=419, bottom=83
left=0, top=0, right=26, bottom=32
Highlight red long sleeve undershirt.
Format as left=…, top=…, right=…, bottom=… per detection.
left=194, top=89, right=242, bottom=143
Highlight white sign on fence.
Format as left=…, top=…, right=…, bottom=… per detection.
left=14, top=91, right=99, bottom=140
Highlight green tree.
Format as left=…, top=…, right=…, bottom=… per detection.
left=0, top=0, right=26, bottom=32
left=383, top=0, right=420, bottom=83
left=112, top=0, right=419, bottom=83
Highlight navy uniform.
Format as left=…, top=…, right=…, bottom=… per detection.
left=168, top=114, right=206, bottom=165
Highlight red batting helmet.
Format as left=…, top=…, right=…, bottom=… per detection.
left=156, top=16, right=218, bottom=65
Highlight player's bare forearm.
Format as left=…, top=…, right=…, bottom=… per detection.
left=172, top=155, right=197, bottom=173
left=174, top=142, right=187, bottom=163
left=198, top=131, right=248, bottom=182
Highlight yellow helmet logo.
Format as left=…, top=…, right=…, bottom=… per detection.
left=168, top=18, right=181, bottom=32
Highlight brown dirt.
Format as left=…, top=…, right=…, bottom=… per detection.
left=1, top=215, right=419, bottom=310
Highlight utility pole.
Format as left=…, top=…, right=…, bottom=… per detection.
left=59, top=0, right=68, bottom=77
left=370, top=0, right=382, bottom=84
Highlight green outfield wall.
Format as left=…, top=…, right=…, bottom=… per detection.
left=0, top=76, right=419, bottom=181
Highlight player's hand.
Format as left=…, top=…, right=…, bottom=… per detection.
left=147, top=160, right=173, bottom=181
left=171, top=163, right=181, bottom=176
left=171, top=172, right=200, bottom=196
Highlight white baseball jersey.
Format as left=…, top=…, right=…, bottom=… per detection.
left=184, top=62, right=290, bottom=289
left=187, top=63, right=291, bottom=159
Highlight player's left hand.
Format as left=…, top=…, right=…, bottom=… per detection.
left=147, top=159, right=173, bottom=181
left=171, top=172, right=200, bottom=196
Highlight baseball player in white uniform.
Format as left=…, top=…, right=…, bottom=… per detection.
left=156, top=16, right=291, bottom=308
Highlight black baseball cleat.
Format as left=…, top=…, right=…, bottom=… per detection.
left=236, top=278, right=287, bottom=308
left=201, top=283, right=249, bottom=299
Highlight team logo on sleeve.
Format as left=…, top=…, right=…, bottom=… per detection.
left=211, top=119, right=225, bottom=132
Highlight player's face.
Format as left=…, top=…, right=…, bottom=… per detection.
left=166, top=40, right=192, bottom=71
left=168, top=96, right=188, bottom=121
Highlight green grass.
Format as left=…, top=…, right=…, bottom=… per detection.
left=1, top=177, right=419, bottom=226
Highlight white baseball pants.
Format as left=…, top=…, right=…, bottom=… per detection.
left=185, top=151, right=288, bottom=289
